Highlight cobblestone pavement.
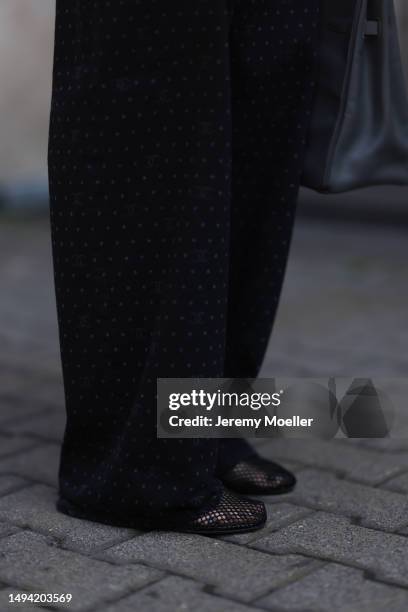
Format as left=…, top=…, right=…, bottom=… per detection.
left=0, top=210, right=408, bottom=611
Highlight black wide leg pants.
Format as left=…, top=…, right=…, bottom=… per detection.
left=48, top=0, right=320, bottom=526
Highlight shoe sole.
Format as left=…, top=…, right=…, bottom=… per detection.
left=57, top=497, right=266, bottom=536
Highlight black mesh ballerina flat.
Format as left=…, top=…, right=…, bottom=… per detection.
left=182, top=489, right=266, bottom=535
left=221, top=455, right=296, bottom=495
left=57, top=488, right=266, bottom=536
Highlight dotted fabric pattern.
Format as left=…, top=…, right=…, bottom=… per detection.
left=48, top=0, right=320, bottom=525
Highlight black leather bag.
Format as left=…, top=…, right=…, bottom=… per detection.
left=302, top=0, right=408, bottom=193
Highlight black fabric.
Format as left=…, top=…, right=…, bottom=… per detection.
left=48, top=0, right=320, bottom=526
left=57, top=487, right=266, bottom=534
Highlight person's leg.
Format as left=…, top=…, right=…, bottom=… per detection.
left=218, top=0, right=321, bottom=480
left=48, top=0, right=265, bottom=530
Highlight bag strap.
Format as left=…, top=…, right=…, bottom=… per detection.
left=327, top=0, right=380, bottom=37
left=365, top=0, right=381, bottom=36
left=365, top=20, right=380, bottom=36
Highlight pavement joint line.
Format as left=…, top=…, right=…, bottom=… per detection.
left=235, top=509, right=316, bottom=546
left=0, top=435, right=61, bottom=447
left=358, top=570, right=408, bottom=594
left=55, top=531, right=143, bottom=558
left=375, top=468, right=408, bottom=488
left=248, top=502, right=408, bottom=537
left=96, top=539, right=323, bottom=598
left=0, top=440, right=45, bottom=461
left=91, top=554, right=273, bottom=608
left=335, top=439, right=408, bottom=456
left=273, top=457, right=405, bottom=487
left=0, top=430, right=62, bottom=445
left=0, top=390, right=63, bottom=402
left=0, top=492, right=142, bottom=555
left=360, top=568, right=408, bottom=591
left=0, top=357, right=61, bottom=378
left=0, top=580, right=155, bottom=612
left=0, top=388, right=62, bottom=402
left=0, top=578, right=54, bottom=600
left=0, top=474, right=56, bottom=488
left=85, top=533, right=147, bottom=554
left=0, top=476, right=35, bottom=492
left=67, top=574, right=168, bottom=612
left=251, top=567, right=408, bottom=612
left=81, top=573, right=197, bottom=612
left=0, top=528, right=167, bottom=603
left=272, top=457, right=349, bottom=480
left=0, top=409, right=59, bottom=430
left=3, top=526, right=62, bottom=547
left=248, top=545, right=408, bottom=593
left=3, top=372, right=62, bottom=384
left=261, top=499, right=408, bottom=536
left=0, top=391, right=59, bottom=405
left=268, top=464, right=353, bottom=481
left=249, top=559, right=327, bottom=606
left=84, top=544, right=173, bottom=574
left=277, top=463, right=405, bottom=488
left=79, top=571, right=249, bottom=612
left=92, top=550, right=200, bottom=575
left=346, top=515, right=408, bottom=535
left=259, top=500, right=366, bottom=529
left=202, top=583, right=274, bottom=611
left=0, top=524, right=20, bottom=540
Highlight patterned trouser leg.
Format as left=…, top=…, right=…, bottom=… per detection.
left=48, top=0, right=320, bottom=525
left=220, top=0, right=321, bottom=473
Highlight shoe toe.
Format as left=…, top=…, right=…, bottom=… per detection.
left=266, top=466, right=296, bottom=492
left=187, top=489, right=266, bottom=534
left=250, top=498, right=267, bottom=525
left=221, top=456, right=297, bottom=495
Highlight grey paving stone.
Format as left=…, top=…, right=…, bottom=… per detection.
left=16, top=376, right=64, bottom=410
left=382, top=471, right=408, bottom=495
left=102, top=532, right=317, bottom=602
left=222, top=503, right=313, bottom=545
left=0, top=531, right=162, bottom=612
left=0, top=522, right=19, bottom=538
left=0, top=434, right=37, bottom=459
left=257, top=562, right=408, bottom=612
left=0, top=475, right=28, bottom=496
left=279, top=468, right=408, bottom=531
left=253, top=512, right=408, bottom=588
left=0, top=347, right=59, bottom=383
left=0, top=444, right=59, bottom=486
left=0, top=391, right=56, bottom=427
left=2, top=410, right=65, bottom=443
left=262, top=217, right=408, bottom=378
left=0, top=484, right=138, bottom=554
left=104, top=575, right=257, bottom=612
left=261, top=439, right=408, bottom=485
left=397, top=526, right=408, bottom=537
left=0, top=361, right=63, bottom=409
